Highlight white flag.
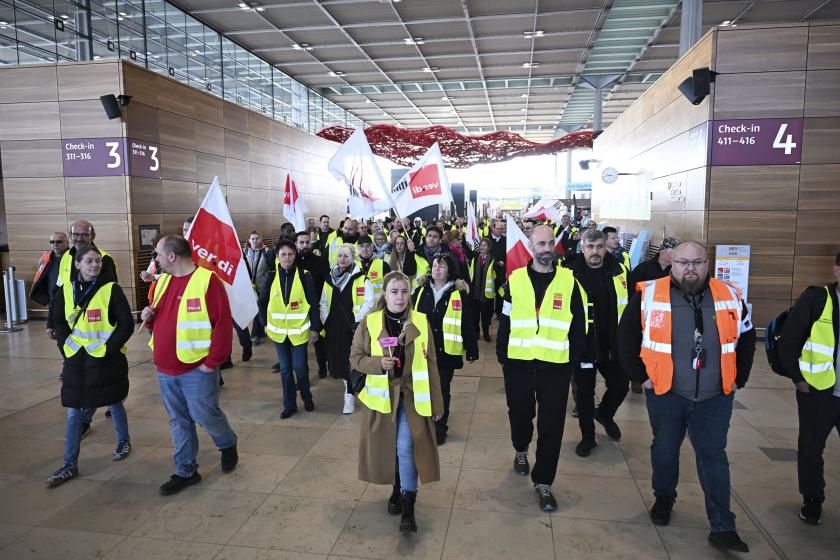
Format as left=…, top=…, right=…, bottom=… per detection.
left=465, top=200, right=480, bottom=247
left=283, top=163, right=307, bottom=232
left=525, top=198, right=561, bottom=222
left=186, top=177, right=258, bottom=329
left=391, top=143, right=453, bottom=218
left=327, top=127, right=393, bottom=219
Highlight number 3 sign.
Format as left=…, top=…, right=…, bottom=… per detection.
left=62, top=137, right=162, bottom=178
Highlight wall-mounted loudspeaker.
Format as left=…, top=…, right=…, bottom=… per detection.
left=99, top=94, right=133, bottom=120
left=678, top=67, right=716, bottom=105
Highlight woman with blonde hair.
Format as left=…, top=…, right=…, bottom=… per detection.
left=321, top=243, right=374, bottom=413
left=350, top=271, right=443, bottom=533
left=388, top=235, right=418, bottom=277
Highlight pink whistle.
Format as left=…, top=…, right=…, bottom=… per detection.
left=379, top=336, right=399, bottom=348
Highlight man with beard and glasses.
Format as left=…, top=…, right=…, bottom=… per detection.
left=618, top=241, right=755, bottom=554
left=496, top=225, right=586, bottom=512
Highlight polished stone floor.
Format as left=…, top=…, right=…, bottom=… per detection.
left=0, top=322, right=838, bottom=560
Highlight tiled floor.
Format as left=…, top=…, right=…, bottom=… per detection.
left=1, top=322, right=839, bottom=560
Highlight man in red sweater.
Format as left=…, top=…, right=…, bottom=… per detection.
left=141, top=235, right=239, bottom=496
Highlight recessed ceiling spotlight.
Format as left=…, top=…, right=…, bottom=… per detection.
left=441, top=95, right=454, bottom=101
left=328, top=71, right=344, bottom=76
left=60, top=14, right=70, bottom=19
left=292, top=43, right=313, bottom=51
left=403, top=37, right=425, bottom=45
left=523, top=30, right=544, bottom=38
left=522, top=62, right=540, bottom=68
left=520, top=119, right=525, bottom=123
left=521, top=93, right=530, bottom=98
left=521, top=108, right=527, bottom=112
left=422, top=66, right=438, bottom=73
left=720, top=20, right=732, bottom=26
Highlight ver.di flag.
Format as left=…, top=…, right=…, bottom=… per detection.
left=506, top=213, right=533, bottom=278
left=465, top=200, right=480, bottom=247
left=186, top=177, right=258, bottom=329
left=327, top=127, right=393, bottom=218
left=391, top=143, right=453, bottom=217
left=283, top=161, right=307, bottom=232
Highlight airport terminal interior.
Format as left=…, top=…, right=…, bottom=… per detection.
left=1, top=0, right=840, bottom=559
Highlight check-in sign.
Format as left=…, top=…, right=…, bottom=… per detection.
left=710, top=118, right=803, bottom=166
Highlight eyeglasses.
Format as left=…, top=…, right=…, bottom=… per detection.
left=48, top=240, right=66, bottom=244
left=70, top=232, right=91, bottom=238
left=672, top=259, right=707, bottom=268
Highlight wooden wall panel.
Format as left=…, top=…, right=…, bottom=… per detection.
left=0, top=66, right=58, bottom=103
left=807, top=25, right=840, bottom=70
left=195, top=121, right=225, bottom=156
left=747, top=255, right=794, bottom=300
left=6, top=214, right=70, bottom=250
left=160, top=146, right=197, bottom=182
left=713, top=71, right=806, bottom=120
left=65, top=214, right=130, bottom=251
left=708, top=166, right=799, bottom=210
left=57, top=62, right=120, bottom=101
left=156, top=78, right=195, bottom=119
left=801, top=117, right=840, bottom=164
left=804, top=69, right=840, bottom=117
left=1, top=140, right=63, bottom=178
left=2, top=178, right=66, bottom=214
left=65, top=176, right=129, bottom=214
left=707, top=211, right=795, bottom=255
left=715, top=26, right=808, bottom=73
left=158, top=110, right=196, bottom=150
left=59, top=100, right=123, bottom=138
left=247, top=113, right=270, bottom=140
left=129, top=178, right=163, bottom=214
left=0, top=102, right=61, bottom=141
left=161, top=180, right=199, bottom=213
left=793, top=256, right=839, bottom=296
left=125, top=102, right=159, bottom=142
left=798, top=164, right=840, bottom=210
left=196, top=152, right=227, bottom=184
left=794, top=209, right=840, bottom=256
left=225, top=157, right=251, bottom=187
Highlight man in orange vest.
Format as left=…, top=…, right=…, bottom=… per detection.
left=618, top=241, right=755, bottom=553
left=30, top=232, right=69, bottom=339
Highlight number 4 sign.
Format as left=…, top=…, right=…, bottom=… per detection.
left=710, top=118, right=803, bottom=166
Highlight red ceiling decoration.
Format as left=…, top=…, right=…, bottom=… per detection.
left=316, top=124, right=595, bottom=169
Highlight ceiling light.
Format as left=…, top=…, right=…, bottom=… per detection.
left=524, top=30, right=544, bottom=38
left=720, top=20, right=731, bottom=26
left=117, top=17, right=124, bottom=21
left=328, top=71, right=344, bottom=77
left=521, top=93, right=530, bottom=98
left=422, top=66, right=438, bottom=73
left=292, top=43, right=313, bottom=51
left=520, top=108, right=527, bottom=112
left=522, top=62, right=540, bottom=68
left=119, top=11, right=128, bottom=16
left=93, top=55, right=102, bottom=60
left=441, top=95, right=454, bottom=101
left=238, top=2, right=248, bottom=7
left=520, top=119, right=525, bottom=123
left=403, top=37, right=425, bottom=45
left=382, top=111, right=388, bottom=116
left=0, top=21, right=8, bottom=26
left=60, top=14, right=70, bottom=19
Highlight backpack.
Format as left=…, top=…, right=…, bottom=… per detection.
left=764, top=307, right=793, bottom=376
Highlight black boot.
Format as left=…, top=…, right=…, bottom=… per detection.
left=388, top=458, right=401, bottom=515
left=399, top=491, right=417, bottom=532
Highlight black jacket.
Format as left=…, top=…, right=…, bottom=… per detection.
left=778, top=282, right=839, bottom=387
left=52, top=268, right=133, bottom=409
left=297, top=251, right=330, bottom=295
left=489, top=235, right=507, bottom=280
left=412, top=279, right=479, bottom=369
left=258, top=263, right=322, bottom=333
left=563, top=253, right=626, bottom=363
left=617, top=277, right=756, bottom=388
left=495, top=263, right=587, bottom=367
left=629, top=254, right=670, bottom=292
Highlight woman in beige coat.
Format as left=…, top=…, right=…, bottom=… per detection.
left=350, top=271, right=444, bottom=533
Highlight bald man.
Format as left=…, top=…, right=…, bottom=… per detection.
left=57, top=220, right=118, bottom=288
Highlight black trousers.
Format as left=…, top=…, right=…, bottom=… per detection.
left=573, top=360, right=629, bottom=440
left=503, top=361, right=572, bottom=486
left=314, top=335, right=328, bottom=373
left=233, top=323, right=251, bottom=349
left=470, top=298, right=493, bottom=338
left=797, top=390, right=840, bottom=502
left=435, top=365, right=455, bottom=435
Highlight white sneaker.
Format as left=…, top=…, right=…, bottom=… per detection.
left=343, top=392, right=355, bottom=414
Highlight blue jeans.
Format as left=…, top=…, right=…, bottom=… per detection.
left=63, top=402, right=130, bottom=466
left=397, top=397, right=418, bottom=493
left=158, top=367, right=237, bottom=477
left=646, top=390, right=736, bottom=532
left=274, top=340, right=312, bottom=410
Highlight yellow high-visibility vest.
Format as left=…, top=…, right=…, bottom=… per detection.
left=62, top=281, right=123, bottom=358
left=468, top=256, right=496, bottom=299
left=266, top=267, right=310, bottom=346
left=507, top=266, right=575, bottom=363
left=148, top=267, right=214, bottom=364
left=799, top=286, right=837, bottom=390
left=414, top=287, right=464, bottom=356
left=58, top=247, right=116, bottom=287
left=357, top=310, right=432, bottom=416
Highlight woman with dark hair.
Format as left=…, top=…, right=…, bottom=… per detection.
left=388, top=235, right=417, bottom=278
left=443, top=229, right=472, bottom=281
left=320, top=244, right=375, bottom=414
left=469, top=237, right=497, bottom=342
left=46, top=245, right=134, bottom=487
left=412, top=253, right=479, bottom=445
left=351, top=271, right=444, bottom=533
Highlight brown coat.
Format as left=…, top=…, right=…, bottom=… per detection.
left=350, top=311, right=444, bottom=485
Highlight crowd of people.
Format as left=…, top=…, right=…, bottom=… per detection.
left=27, top=210, right=840, bottom=551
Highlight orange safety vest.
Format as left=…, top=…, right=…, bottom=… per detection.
left=639, top=276, right=742, bottom=396
left=32, top=251, right=53, bottom=287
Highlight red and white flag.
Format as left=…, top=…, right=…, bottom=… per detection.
left=525, top=198, right=562, bottom=222
left=283, top=162, right=307, bottom=232
left=465, top=200, right=480, bottom=247
left=327, top=127, right=393, bottom=218
left=391, top=143, right=452, bottom=217
left=186, top=177, right=258, bottom=329
left=505, top=213, right=533, bottom=278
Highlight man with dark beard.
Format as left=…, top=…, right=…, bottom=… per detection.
left=618, top=241, right=755, bottom=554
left=295, top=231, right=330, bottom=377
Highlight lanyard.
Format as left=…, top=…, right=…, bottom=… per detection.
left=73, top=278, right=97, bottom=307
